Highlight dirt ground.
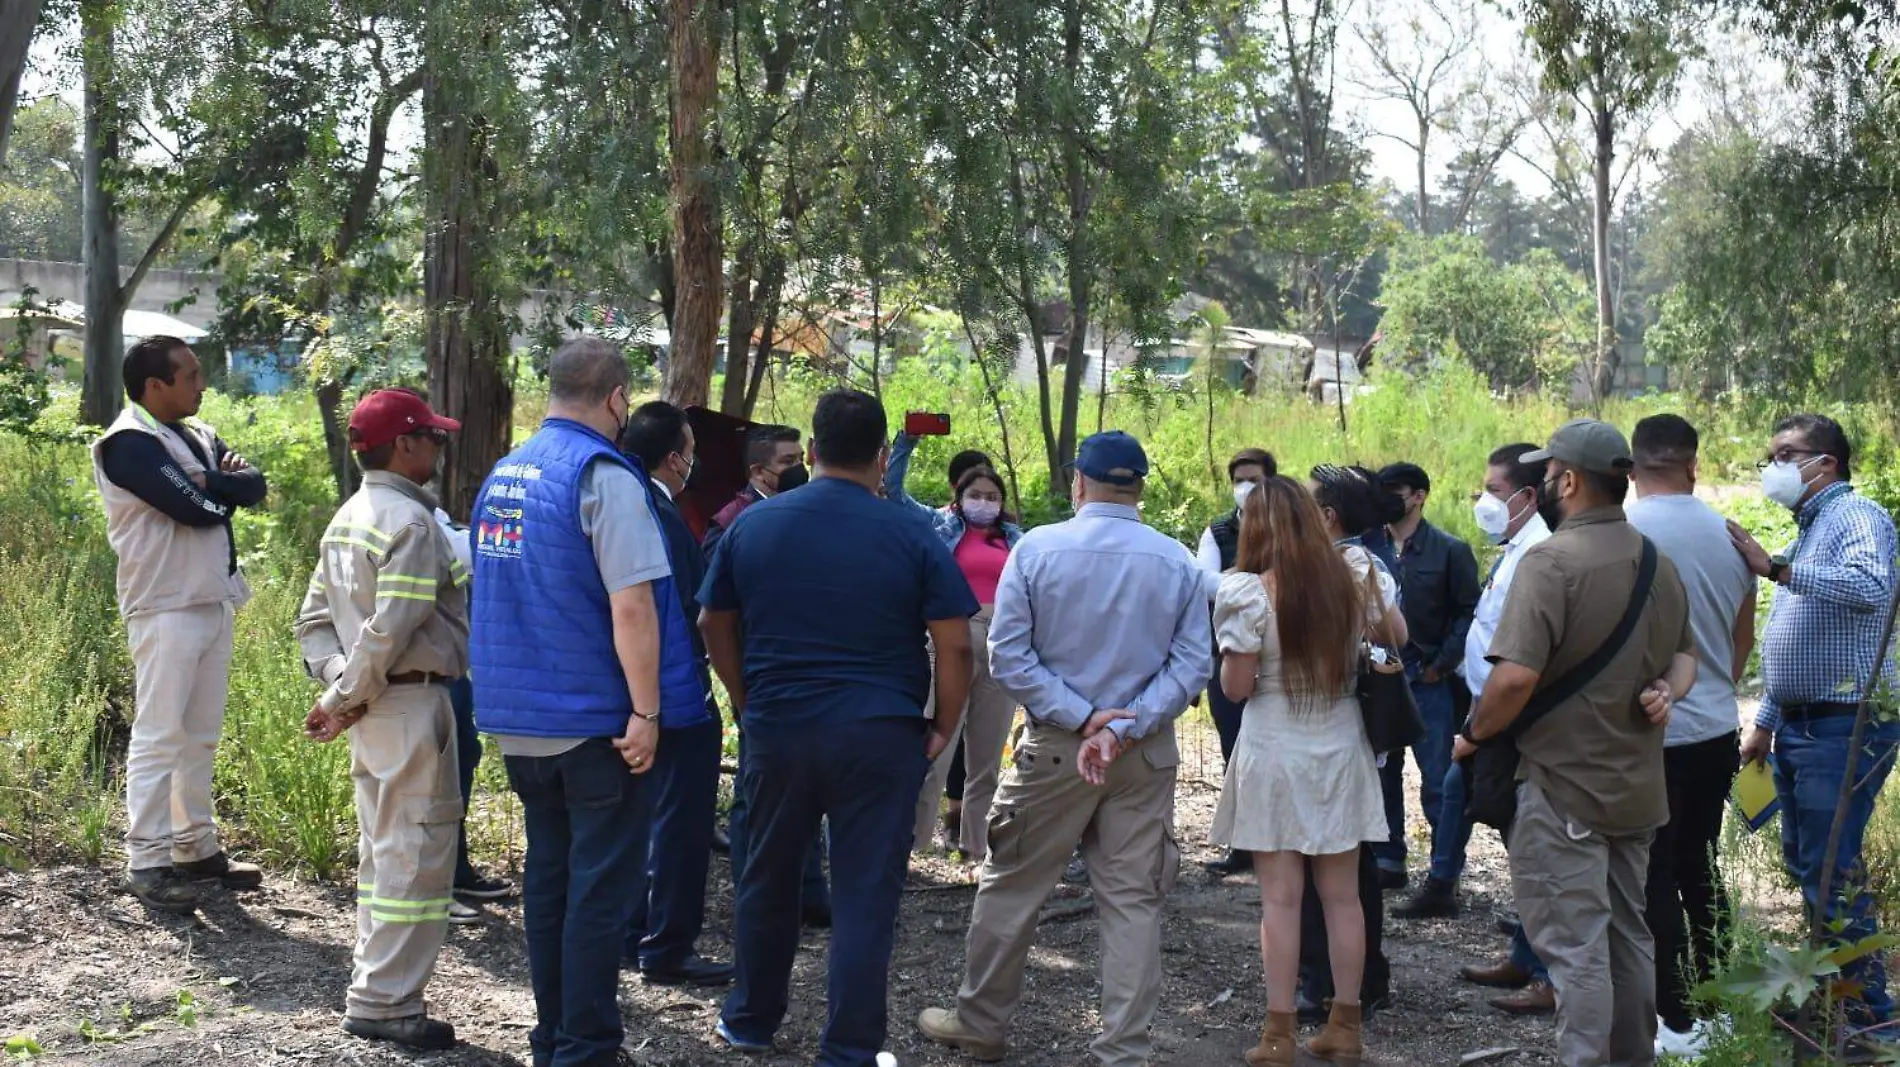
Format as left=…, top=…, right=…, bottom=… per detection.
left=3, top=731, right=1566, bottom=1067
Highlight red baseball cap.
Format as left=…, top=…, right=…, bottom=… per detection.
left=348, top=389, right=461, bottom=452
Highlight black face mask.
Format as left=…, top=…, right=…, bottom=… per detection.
left=775, top=463, right=810, bottom=493
left=1538, top=473, right=1566, bottom=530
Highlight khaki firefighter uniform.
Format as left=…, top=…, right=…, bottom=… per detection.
left=296, top=470, right=470, bottom=1022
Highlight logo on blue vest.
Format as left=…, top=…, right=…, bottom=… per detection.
left=477, top=504, right=525, bottom=559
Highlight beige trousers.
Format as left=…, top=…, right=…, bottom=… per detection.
left=124, top=603, right=235, bottom=870
left=913, top=608, right=1018, bottom=859
left=956, top=721, right=1182, bottom=1067
left=346, top=683, right=462, bottom=1021
left=1511, top=777, right=1658, bottom=1067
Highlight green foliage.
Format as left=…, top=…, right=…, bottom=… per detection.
left=1377, top=233, right=1596, bottom=391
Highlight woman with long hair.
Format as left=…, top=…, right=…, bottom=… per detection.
left=907, top=464, right=1023, bottom=862
left=1213, top=476, right=1404, bottom=1066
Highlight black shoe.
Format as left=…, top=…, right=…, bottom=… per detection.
left=342, top=1013, right=457, bottom=1051
left=802, top=902, right=833, bottom=929
left=175, top=852, right=264, bottom=889
left=127, top=867, right=199, bottom=914
left=453, top=873, right=515, bottom=901
left=711, top=826, right=732, bottom=855
left=642, top=954, right=736, bottom=987
left=1392, top=876, right=1459, bottom=920
left=1202, top=850, right=1251, bottom=877
left=1376, top=866, right=1409, bottom=893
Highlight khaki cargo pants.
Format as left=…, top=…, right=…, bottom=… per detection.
left=1511, top=777, right=1658, bottom=1067
left=124, top=603, right=235, bottom=870
left=346, top=683, right=462, bottom=1021
left=955, top=721, right=1182, bottom=1067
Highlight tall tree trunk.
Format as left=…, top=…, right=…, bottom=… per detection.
left=315, top=377, right=359, bottom=501
left=1416, top=114, right=1430, bottom=234
left=0, top=0, right=41, bottom=164
left=78, top=0, right=122, bottom=427
left=1590, top=98, right=1617, bottom=410
left=1051, top=0, right=1094, bottom=491
left=720, top=243, right=757, bottom=415
left=662, top=0, right=722, bottom=409
left=424, top=58, right=513, bottom=521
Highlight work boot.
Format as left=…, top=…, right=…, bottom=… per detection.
left=175, top=851, right=264, bottom=889
left=127, top=867, right=199, bottom=915
left=1306, top=1001, right=1364, bottom=1062
left=1489, top=980, right=1557, bottom=1016
left=1392, top=876, right=1459, bottom=920
left=1459, top=957, right=1531, bottom=988
left=1243, top=1010, right=1297, bottom=1067
left=917, top=1008, right=1006, bottom=1063
left=342, top=1013, right=457, bottom=1051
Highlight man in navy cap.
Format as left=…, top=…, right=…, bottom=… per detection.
left=919, top=430, right=1212, bottom=1067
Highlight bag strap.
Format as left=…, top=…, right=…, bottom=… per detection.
left=1499, top=536, right=1658, bottom=742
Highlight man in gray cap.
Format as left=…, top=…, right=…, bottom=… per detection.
left=1462, top=418, right=1698, bottom=1067
left=918, top=430, right=1211, bottom=1067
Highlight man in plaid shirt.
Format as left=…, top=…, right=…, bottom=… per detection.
left=1730, top=413, right=1900, bottom=1031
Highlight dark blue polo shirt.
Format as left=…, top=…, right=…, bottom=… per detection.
left=699, top=476, right=978, bottom=731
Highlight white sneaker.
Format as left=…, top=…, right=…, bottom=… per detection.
left=1654, top=1017, right=1711, bottom=1060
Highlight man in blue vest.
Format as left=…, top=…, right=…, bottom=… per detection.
left=700, top=388, right=978, bottom=1066
left=469, top=337, right=705, bottom=1067
left=619, top=400, right=733, bottom=987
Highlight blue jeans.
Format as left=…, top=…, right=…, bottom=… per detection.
left=1775, top=715, right=1900, bottom=1023
left=1510, top=922, right=1551, bottom=983
left=627, top=716, right=721, bottom=970
left=449, top=676, right=483, bottom=887
left=1429, top=760, right=1476, bottom=884
left=722, top=718, right=928, bottom=1067
left=505, top=739, right=650, bottom=1067
left=1374, top=671, right=1458, bottom=871
left=729, top=730, right=830, bottom=910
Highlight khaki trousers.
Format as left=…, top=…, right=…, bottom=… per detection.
left=913, top=609, right=1019, bottom=859
left=956, top=721, right=1182, bottom=1067
left=123, top=603, right=234, bottom=870
left=346, top=683, right=462, bottom=1021
left=1511, top=777, right=1658, bottom=1067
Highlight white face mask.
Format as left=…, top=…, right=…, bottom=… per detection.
left=1473, top=489, right=1528, bottom=545
left=1762, top=456, right=1824, bottom=509
left=962, top=499, right=1002, bottom=527
left=1232, top=481, right=1256, bottom=510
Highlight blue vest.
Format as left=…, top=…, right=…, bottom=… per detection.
left=470, top=418, right=708, bottom=736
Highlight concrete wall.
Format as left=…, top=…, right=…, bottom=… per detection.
left=0, top=258, right=220, bottom=328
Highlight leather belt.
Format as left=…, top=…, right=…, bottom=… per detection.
left=386, top=671, right=453, bottom=687
left=1781, top=701, right=1861, bottom=722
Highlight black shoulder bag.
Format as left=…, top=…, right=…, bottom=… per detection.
left=1465, top=537, right=1657, bottom=831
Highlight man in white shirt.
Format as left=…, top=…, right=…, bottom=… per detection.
left=1196, top=448, right=1275, bottom=877
left=1396, top=443, right=1557, bottom=1016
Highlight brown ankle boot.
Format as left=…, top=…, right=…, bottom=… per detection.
left=1306, top=1001, right=1363, bottom=1062
left=1243, top=1010, right=1296, bottom=1067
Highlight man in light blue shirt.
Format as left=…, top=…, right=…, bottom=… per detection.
left=918, top=430, right=1211, bottom=1067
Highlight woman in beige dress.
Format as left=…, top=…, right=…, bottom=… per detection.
left=1212, top=475, right=1406, bottom=1066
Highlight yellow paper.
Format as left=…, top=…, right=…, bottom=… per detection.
left=1732, top=757, right=1780, bottom=832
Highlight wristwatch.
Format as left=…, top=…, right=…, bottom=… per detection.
left=1767, top=553, right=1791, bottom=584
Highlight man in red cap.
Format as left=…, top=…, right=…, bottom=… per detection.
left=295, top=387, right=470, bottom=1051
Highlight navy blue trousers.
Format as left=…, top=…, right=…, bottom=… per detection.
left=721, top=718, right=927, bottom=1067
left=626, top=717, right=722, bottom=970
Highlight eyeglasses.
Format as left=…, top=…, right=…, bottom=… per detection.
left=407, top=428, right=450, bottom=446
left=1756, top=449, right=1823, bottom=471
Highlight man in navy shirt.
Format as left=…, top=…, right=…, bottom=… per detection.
left=700, top=388, right=978, bottom=1066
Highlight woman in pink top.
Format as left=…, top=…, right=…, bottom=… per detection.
left=911, top=465, right=1023, bottom=862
